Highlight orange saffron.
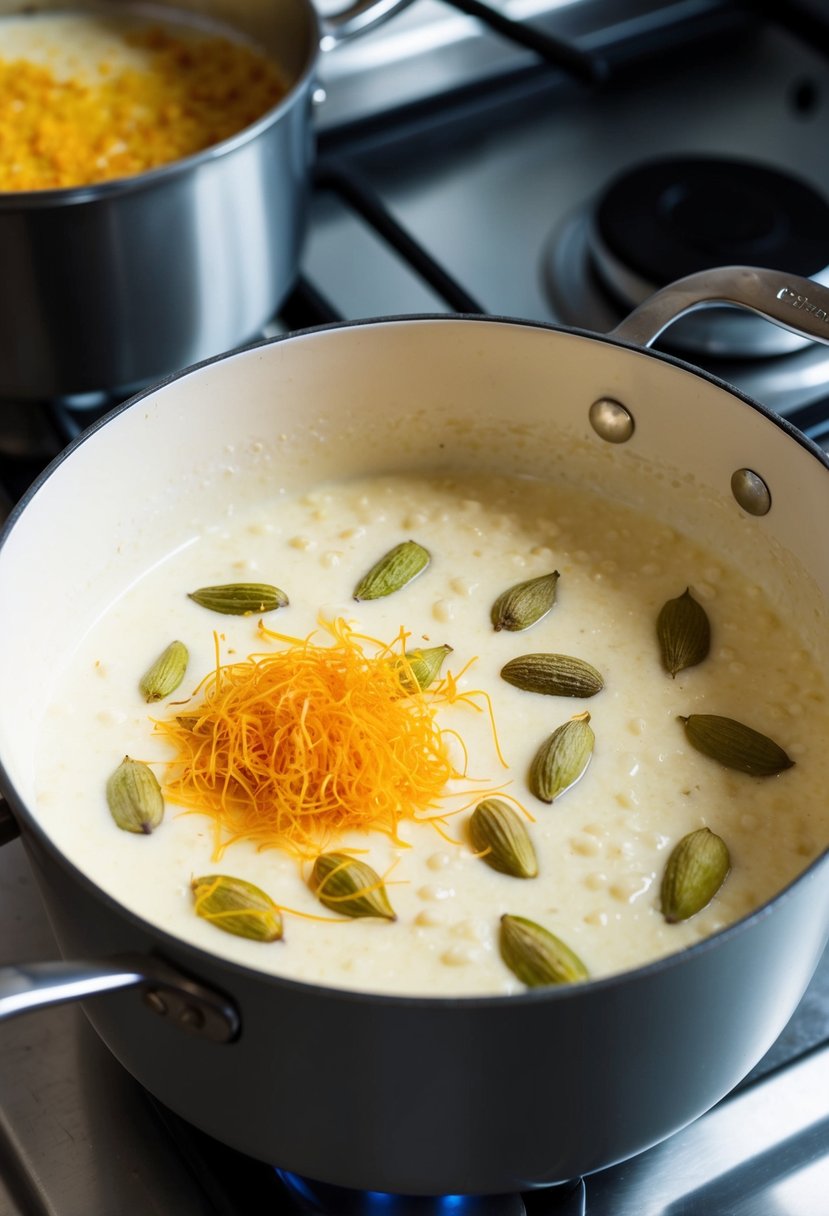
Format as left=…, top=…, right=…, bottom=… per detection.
left=156, top=620, right=492, bottom=859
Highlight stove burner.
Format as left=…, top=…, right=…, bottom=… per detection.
left=275, top=1171, right=585, bottom=1215
left=593, top=156, right=829, bottom=306
left=544, top=156, right=829, bottom=357
left=541, top=157, right=829, bottom=410
left=592, top=157, right=829, bottom=359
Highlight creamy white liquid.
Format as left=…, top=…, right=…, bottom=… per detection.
left=0, top=11, right=193, bottom=79
left=34, top=471, right=829, bottom=996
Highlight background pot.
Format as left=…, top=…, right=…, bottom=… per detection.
left=0, top=267, right=828, bottom=1194
left=0, top=0, right=410, bottom=403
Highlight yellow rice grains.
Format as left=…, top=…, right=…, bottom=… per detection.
left=0, top=19, right=288, bottom=191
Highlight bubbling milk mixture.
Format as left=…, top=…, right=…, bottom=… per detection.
left=0, top=9, right=286, bottom=190
left=35, top=470, right=829, bottom=995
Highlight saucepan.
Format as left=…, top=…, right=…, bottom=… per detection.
left=0, top=266, right=828, bottom=1196
left=0, top=0, right=411, bottom=402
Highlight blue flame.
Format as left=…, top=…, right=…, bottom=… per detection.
left=276, top=1170, right=475, bottom=1213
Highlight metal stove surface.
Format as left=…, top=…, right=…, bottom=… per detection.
left=2, top=2, right=829, bottom=1213
left=308, top=0, right=829, bottom=417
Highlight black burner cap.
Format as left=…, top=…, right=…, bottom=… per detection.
left=594, top=156, right=829, bottom=290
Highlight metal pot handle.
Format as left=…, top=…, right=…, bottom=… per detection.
left=610, top=265, right=829, bottom=351
left=0, top=953, right=240, bottom=1042
left=319, top=0, right=415, bottom=49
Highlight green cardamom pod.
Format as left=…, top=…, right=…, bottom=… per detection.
left=491, top=571, right=560, bottom=632
left=501, top=653, right=604, bottom=698
left=353, top=540, right=430, bottom=601
left=106, top=755, right=164, bottom=834
left=529, top=711, right=594, bottom=803
left=468, top=798, right=538, bottom=878
left=680, top=714, right=794, bottom=776
left=188, top=582, right=289, bottom=615
left=660, top=827, right=731, bottom=923
left=310, top=853, right=396, bottom=920
left=191, top=874, right=283, bottom=942
left=400, top=643, right=453, bottom=692
left=139, top=640, right=189, bottom=702
left=499, top=914, right=588, bottom=987
left=657, top=588, right=711, bottom=678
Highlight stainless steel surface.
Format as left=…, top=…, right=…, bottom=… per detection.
left=0, top=954, right=240, bottom=1043
left=315, top=0, right=735, bottom=130
left=0, top=0, right=320, bottom=401
left=586, top=1038, right=829, bottom=1214
left=609, top=266, right=829, bottom=350
left=311, top=1, right=829, bottom=413
left=0, top=0, right=412, bottom=402
left=588, top=220, right=829, bottom=359
left=318, top=0, right=415, bottom=47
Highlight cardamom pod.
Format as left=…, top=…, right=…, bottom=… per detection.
left=310, top=853, right=396, bottom=920
left=468, top=798, right=538, bottom=878
left=188, top=582, right=289, bottom=615
left=192, top=874, right=283, bottom=942
left=499, top=914, right=588, bottom=987
left=400, top=643, right=453, bottom=692
left=491, top=571, right=560, bottom=632
left=501, top=653, right=604, bottom=698
left=139, top=640, right=189, bottom=702
left=106, top=755, right=164, bottom=834
left=353, top=540, right=430, bottom=601
left=529, top=711, right=594, bottom=803
left=660, top=827, right=731, bottom=923
left=657, top=588, right=711, bottom=678
left=680, top=714, right=794, bottom=776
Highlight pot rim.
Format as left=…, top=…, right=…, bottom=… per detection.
left=0, top=0, right=321, bottom=209
left=4, top=309, right=829, bottom=1008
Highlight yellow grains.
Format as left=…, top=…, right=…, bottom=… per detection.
left=0, top=22, right=287, bottom=191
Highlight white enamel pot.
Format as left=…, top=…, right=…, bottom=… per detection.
left=0, top=266, right=828, bottom=1195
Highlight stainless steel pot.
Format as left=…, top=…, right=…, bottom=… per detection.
left=0, top=0, right=410, bottom=403
left=1, top=266, right=828, bottom=1196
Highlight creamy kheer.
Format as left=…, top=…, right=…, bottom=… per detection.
left=34, top=470, right=829, bottom=996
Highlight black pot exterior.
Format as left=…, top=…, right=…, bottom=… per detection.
left=23, top=825, right=829, bottom=1195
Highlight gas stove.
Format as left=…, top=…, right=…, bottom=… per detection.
left=2, top=1, right=829, bottom=1213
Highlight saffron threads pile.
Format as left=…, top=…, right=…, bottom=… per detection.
left=157, top=620, right=493, bottom=859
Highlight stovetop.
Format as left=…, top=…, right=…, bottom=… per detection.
left=2, top=1, right=829, bottom=1212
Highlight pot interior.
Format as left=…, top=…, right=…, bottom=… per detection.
left=2, top=317, right=828, bottom=985
left=0, top=0, right=318, bottom=91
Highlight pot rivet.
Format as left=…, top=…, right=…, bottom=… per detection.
left=180, top=1005, right=207, bottom=1032
left=143, top=988, right=169, bottom=1017
left=589, top=398, right=635, bottom=443
left=731, top=468, right=772, bottom=516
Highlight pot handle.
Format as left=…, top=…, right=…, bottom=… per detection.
left=610, top=265, right=829, bottom=351
left=318, top=0, right=415, bottom=49
left=0, top=954, right=240, bottom=1043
